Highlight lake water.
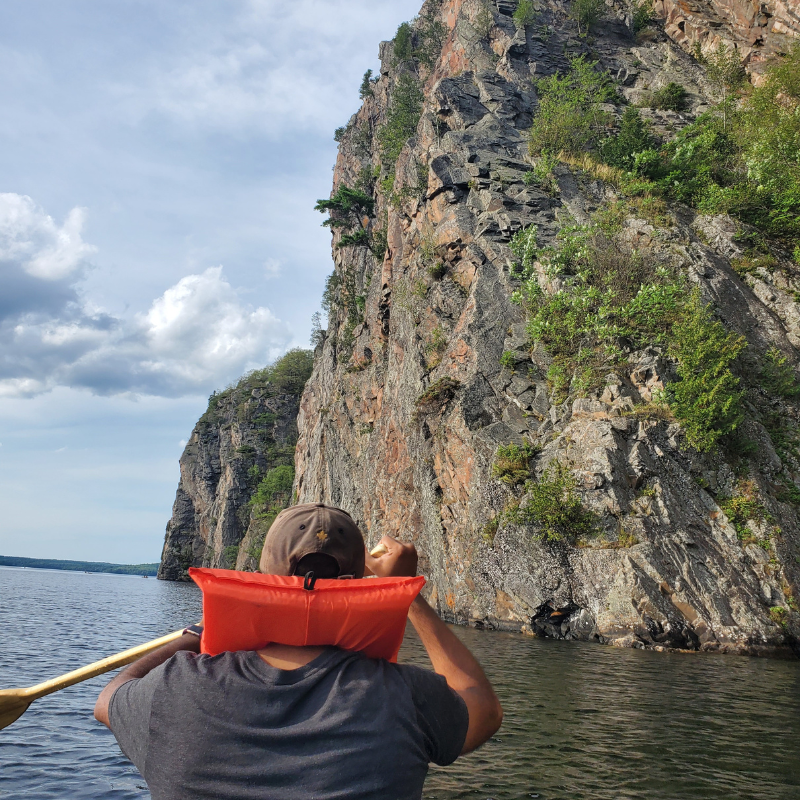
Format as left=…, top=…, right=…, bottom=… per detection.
left=1, top=566, right=799, bottom=799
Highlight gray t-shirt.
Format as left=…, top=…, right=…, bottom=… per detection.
left=108, top=647, right=469, bottom=800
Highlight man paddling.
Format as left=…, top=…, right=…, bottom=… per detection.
left=94, top=503, right=502, bottom=800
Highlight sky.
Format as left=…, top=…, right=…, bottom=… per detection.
left=0, top=0, right=422, bottom=564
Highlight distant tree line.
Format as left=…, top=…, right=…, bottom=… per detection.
left=0, top=556, right=159, bottom=576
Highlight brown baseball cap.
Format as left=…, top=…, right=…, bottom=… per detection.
left=259, top=502, right=366, bottom=578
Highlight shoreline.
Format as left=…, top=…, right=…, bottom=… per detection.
left=0, top=556, right=158, bottom=577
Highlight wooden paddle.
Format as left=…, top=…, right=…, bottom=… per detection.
left=0, top=627, right=189, bottom=731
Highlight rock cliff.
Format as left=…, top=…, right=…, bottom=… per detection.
left=656, top=0, right=799, bottom=77
left=293, top=0, right=800, bottom=655
left=158, top=351, right=312, bottom=580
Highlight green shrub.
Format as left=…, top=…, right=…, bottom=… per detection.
left=499, top=350, right=517, bottom=370
left=505, top=461, right=596, bottom=541
left=723, top=429, right=758, bottom=461
left=370, top=227, right=388, bottom=261
left=586, top=44, right=797, bottom=251
left=268, top=349, right=315, bottom=396
left=473, top=1, right=494, bottom=37
left=730, top=252, right=777, bottom=277
left=204, top=349, right=313, bottom=425
left=760, top=347, right=800, bottom=398
left=481, top=517, right=499, bottom=543
left=315, top=184, right=382, bottom=255
left=718, top=479, right=767, bottom=540
left=254, top=411, right=277, bottom=427
left=390, top=10, right=447, bottom=70
left=762, top=410, right=800, bottom=464
left=626, top=113, right=767, bottom=229
left=769, top=606, right=788, bottom=626
left=586, top=44, right=800, bottom=253
left=492, top=442, right=538, bottom=486
left=414, top=377, right=461, bottom=414
left=424, top=326, right=448, bottom=368
left=251, top=464, right=295, bottom=515
left=776, top=477, right=800, bottom=506
left=315, top=185, right=374, bottom=231
left=698, top=42, right=747, bottom=127
left=568, top=0, right=606, bottom=33
left=631, top=0, right=655, bottom=33
left=650, top=82, right=688, bottom=111
left=392, top=22, right=414, bottom=64
left=377, top=74, right=424, bottom=168
left=736, top=43, right=800, bottom=243
left=518, top=222, right=681, bottom=396
left=509, top=224, right=538, bottom=277
left=599, top=107, right=657, bottom=171
left=667, top=293, right=746, bottom=451
left=513, top=0, right=537, bottom=28
left=509, top=215, right=746, bottom=449
left=318, top=243, right=371, bottom=345
left=524, top=152, right=559, bottom=194
left=529, top=56, right=614, bottom=157
left=222, top=545, right=239, bottom=568
left=415, top=7, right=448, bottom=69
left=359, top=69, right=375, bottom=99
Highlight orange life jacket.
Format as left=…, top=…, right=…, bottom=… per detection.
left=189, top=568, right=425, bottom=662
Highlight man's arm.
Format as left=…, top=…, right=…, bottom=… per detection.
left=93, top=632, right=201, bottom=728
left=366, top=538, right=503, bottom=754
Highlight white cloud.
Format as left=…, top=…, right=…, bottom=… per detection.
left=0, top=195, right=291, bottom=398
left=133, top=266, right=290, bottom=388
left=113, top=0, right=421, bottom=137
left=0, top=194, right=96, bottom=280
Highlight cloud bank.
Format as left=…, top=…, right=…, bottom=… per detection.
left=0, top=193, right=290, bottom=398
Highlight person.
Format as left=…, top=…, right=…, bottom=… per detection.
left=94, top=503, right=502, bottom=800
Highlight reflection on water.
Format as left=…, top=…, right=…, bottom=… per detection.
left=1, top=566, right=799, bottom=799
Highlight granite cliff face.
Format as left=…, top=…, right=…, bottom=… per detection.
left=157, top=0, right=800, bottom=656
left=656, top=0, right=799, bottom=77
left=292, top=0, right=800, bottom=655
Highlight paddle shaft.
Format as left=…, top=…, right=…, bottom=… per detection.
left=16, top=627, right=187, bottom=703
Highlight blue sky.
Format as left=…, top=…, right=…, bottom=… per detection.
left=0, top=0, right=422, bottom=563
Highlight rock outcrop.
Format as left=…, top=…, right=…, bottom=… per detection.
left=656, top=0, right=800, bottom=77
left=293, top=0, right=800, bottom=655
left=158, top=353, right=312, bottom=580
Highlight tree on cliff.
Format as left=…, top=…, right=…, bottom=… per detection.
left=315, top=185, right=375, bottom=249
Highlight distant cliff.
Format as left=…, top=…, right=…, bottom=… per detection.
left=157, top=350, right=312, bottom=580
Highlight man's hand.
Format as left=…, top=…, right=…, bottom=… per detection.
left=364, top=536, right=418, bottom=578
